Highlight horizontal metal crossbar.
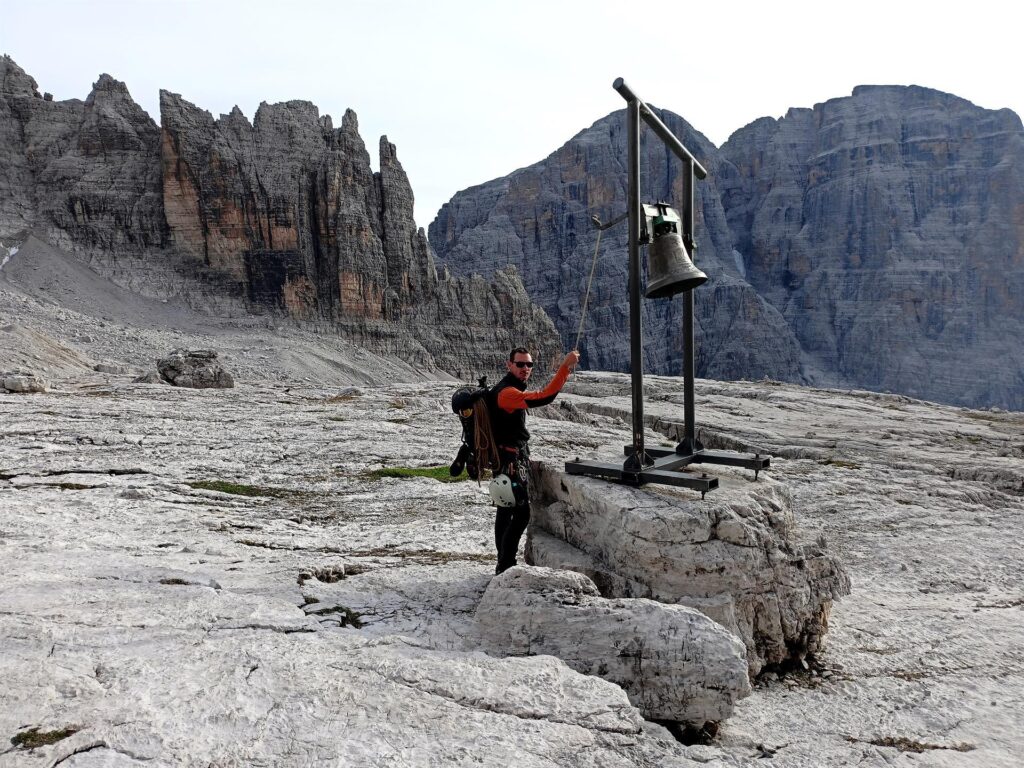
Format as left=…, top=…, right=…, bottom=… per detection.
left=633, top=446, right=771, bottom=472
left=564, top=459, right=717, bottom=494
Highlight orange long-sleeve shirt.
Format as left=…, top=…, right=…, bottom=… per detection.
left=496, top=363, right=572, bottom=413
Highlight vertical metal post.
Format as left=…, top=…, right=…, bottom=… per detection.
left=624, top=98, right=647, bottom=474
left=681, top=160, right=699, bottom=453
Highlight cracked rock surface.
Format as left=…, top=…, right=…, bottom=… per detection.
left=1, top=285, right=1022, bottom=765
left=0, top=380, right=694, bottom=767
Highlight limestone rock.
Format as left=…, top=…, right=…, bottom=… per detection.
left=431, top=87, right=1024, bottom=410
left=475, top=566, right=751, bottom=725
left=429, top=108, right=803, bottom=384
left=0, top=57, right=165, bottom=258
left=0, top=56, right=561, bottom=380
left=1, top=370, right=47, bottom=392
left=2, top=365, right=1022, bottom=764
left=156, top=90, right=561, bottom=374
left=718, top=86, right=1024, bottom=410
left=526, top=461, right=851, bottom=676
left=156, top=349, right=233, bottom=388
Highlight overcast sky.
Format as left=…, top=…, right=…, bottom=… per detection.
left=3, top=0, right=1019, bottom=227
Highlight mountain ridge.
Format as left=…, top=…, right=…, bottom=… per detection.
left=430, top=86, right=1024, bottom=409
left=0, top=55, right=561, bottom=378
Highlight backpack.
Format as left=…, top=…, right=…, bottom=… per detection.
left=449, top=376, right=500, bottom=479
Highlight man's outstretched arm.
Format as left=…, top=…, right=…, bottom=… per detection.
left=497, top=351, right=579, bottom=412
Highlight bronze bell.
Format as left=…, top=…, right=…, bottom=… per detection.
left=644, top=206, right=707, bottom=298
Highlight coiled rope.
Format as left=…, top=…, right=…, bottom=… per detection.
left=472, top=399, right=500, bottom=477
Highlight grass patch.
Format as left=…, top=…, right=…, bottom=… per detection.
left=363, top=465, right=467, bottom=483
left=848, top=736, right=974, bottom=753
left=11, top=726, right=79, bottom=750
left=324, top=392, right=359, bottom=403
left=188, top=480, right=293, bottom=498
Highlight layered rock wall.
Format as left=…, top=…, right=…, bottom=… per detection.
left=0, top=59, right=165, bottom=258
left=430, top=89, right=1024, bottom=409
left=429, top=110, right=803, bottom=382
left=0, top=56, right=560, bottom=377
left=719, top=86, right=1024, bottom=409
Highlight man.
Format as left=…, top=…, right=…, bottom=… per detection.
left=488, top=346, right=580, bottom=574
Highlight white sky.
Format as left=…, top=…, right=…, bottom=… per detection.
left=3, top=0, right=1019, bottom=228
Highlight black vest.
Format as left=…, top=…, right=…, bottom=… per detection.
left=489, top=372, right=530, bottom=448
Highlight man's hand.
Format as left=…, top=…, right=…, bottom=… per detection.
left=563, top=350, right=581, bottom=370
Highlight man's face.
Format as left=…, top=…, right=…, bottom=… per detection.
left=508, top=352, right=534, bottom=383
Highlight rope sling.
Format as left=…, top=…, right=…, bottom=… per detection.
left=573, top=227, right=603, bottom=353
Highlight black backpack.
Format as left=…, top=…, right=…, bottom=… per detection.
left=449, top=376, right=496, bottom=479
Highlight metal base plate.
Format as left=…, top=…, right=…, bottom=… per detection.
left=564, top=447, right=770, bottom=497
left=564, top=458, right=718, bottom=493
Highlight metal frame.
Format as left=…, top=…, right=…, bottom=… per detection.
left=565, top=78, right=769, bottom=498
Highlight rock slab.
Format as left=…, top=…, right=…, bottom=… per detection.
left=1, top=369, right=47, bottom=392
left=476, top=566, right=751, bottom=726
left=526, top=461, right=851, bottom=676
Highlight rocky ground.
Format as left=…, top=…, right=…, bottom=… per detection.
left=2, top=253, right=1023, bottom=766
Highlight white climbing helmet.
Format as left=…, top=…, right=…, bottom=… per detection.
left=488, top=474, right=517, bottom=508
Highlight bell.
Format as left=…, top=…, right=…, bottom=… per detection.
left=645, top=230, right=707, bottom=298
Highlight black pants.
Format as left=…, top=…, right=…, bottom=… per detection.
left=494, top=446, right=530, bottom=574
left=494, top=503, right=530, bottom=574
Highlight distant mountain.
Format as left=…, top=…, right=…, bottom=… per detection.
left=430, top=86, right=1024, bottom=409
left=0, top=56, right=560, bottom=377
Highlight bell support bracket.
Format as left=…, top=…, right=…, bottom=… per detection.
left=565, top=78, right=770, bottom=496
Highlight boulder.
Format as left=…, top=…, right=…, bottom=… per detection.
left=475, top=566, right=751, bottom=726
left=157, top=349, right=233, bottom=389
left=526, top=461, right=851, bottom=676
left=1, top=370, right=47, bottom=393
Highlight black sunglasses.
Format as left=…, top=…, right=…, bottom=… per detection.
left=513, top=361, right=534, bottom=369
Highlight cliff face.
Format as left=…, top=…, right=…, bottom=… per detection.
left=430, top=90, right=1024, bottom=409
left=429, top=110, right=803, bottom=383
left=719, top=86, right=1024, bottom=408
left=0, top=60, right=164, bottom=257
left=0, top=56, right=560, bottom=375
